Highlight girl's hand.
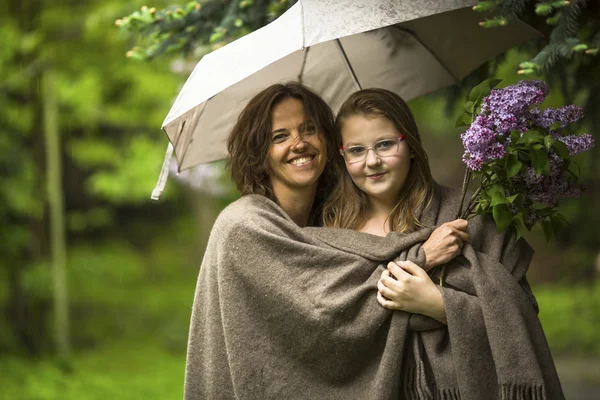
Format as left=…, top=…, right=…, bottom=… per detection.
left=377, top=260, right=447, bottom=324
left=421, top=219, right=470, bottom=271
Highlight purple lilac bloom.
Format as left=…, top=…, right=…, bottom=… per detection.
left=552, top=133, right=595, bottom=156
left=481, top=80, right=549, bottom=134
left=460, top=114, right=506, bottom=171
left=530, top=105, right=584, bottom=131
left=524, top=155, right=580, bottom=206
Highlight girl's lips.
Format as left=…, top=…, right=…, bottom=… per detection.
left=367, top=172, right=387, bottom=180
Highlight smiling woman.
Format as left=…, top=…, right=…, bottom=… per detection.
left=267, top=97, right=327, bottom=225
left=226, top=82, right=338, bottom=226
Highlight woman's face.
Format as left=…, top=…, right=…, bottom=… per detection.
left=341, top=114, right=411, bottom=205
left=268, top=97, right=327, bottom=197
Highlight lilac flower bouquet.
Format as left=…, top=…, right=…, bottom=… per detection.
left=455, top=79, right=595, bottom=240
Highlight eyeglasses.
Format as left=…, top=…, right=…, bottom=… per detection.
left=339, top=135, right=406, bottom=164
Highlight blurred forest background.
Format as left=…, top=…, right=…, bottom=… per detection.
left=0, top=0, right=598, bottom=399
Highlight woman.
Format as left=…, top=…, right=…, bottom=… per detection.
left=184, top=82, right=469, bottom=400
left=323, top=88, right=564, bottom=399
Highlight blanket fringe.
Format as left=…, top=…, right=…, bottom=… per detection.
left=438, top=388, right=461, bottom=400
left=500, top=383, right=546, bottom=400
left=403, top=365, right=461, bottom=400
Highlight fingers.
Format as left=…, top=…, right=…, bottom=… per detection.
left=377, top=290, right=399, bottom=309
left=453, top=229, right=470, bottom=244
left=387, top=261, right=410, bottom=280
left=397, top=260, right=428, bottom=278
left=377, top=279, right=396, bottom=299
left=449, top=219, right=468, bottom=231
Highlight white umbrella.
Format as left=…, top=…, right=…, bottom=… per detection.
left=152, top=0, right=538, bottom=199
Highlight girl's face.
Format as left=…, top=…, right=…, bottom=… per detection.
left=340, top=114, right=412, bottom=205
left=267, top=97, right=327, bottom=197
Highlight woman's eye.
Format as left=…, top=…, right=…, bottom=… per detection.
left=303, top=125, right=317, bottom=134
left=348, top=147, right=365, bottom=154
left=272, top=134, right=287, bottom=143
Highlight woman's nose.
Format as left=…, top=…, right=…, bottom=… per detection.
left=291, top=133, right=308, bottom=151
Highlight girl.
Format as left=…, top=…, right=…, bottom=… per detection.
left=323, top=88, right=564, bottom=399
left=323, top=88, right=468, bottom=321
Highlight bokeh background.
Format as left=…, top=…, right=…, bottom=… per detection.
left=1, top=1, right=598, bottom=399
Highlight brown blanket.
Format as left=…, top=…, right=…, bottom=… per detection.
left=184, top=184, right=564, bottom=399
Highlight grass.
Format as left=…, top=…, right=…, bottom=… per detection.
left=0, top=340, right=185, bottom=400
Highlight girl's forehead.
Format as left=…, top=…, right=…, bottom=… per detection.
left=341, top=114, right=398, bottom=141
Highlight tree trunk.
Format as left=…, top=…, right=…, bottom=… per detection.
left=43, top=68, right=70, bottom=359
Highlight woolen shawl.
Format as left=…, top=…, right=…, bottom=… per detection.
left=183, top=184, right=564, bottom=400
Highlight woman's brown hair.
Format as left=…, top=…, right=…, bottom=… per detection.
left=227, top=82, right=338, bottom=223
left=322, top=88, right=434, bottom=233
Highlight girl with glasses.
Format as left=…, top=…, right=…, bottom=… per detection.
left=322, top=88, right=563, bottom=398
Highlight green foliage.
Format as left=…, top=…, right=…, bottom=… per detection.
left=536, top=283, right=600, bottom=357
left=473, top=0, right=599, bottom=74
left=0, top=0, right=190, bottom=355
left=0, top=341, right=186, bottom=400
left=117, top=0, right=293, bottom=61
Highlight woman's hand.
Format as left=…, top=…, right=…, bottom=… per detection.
left=377, top=260, right=447, bottom=324
left=421, top=219, right=470, bottom=271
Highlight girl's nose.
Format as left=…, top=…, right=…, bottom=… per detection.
left=365, top=148, right=381, bottom=167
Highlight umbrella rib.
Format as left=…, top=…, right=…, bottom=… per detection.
left=392, top=26, right=460, bottom=84
left=335, top=39, right=362, bottom=91
left=178, top=101, right=207, bottom=170
left=297, top=46, right=311, bottom=84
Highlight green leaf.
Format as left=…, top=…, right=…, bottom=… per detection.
left=479, top=17, right=508, bottom=28
left=549, top=121, right=562, bottom=131
left=507, top=194, right=519, bottom=203
left=488, top=184, right=508, bottom=206
left=513, top=212, right=527, bottom=240
left=541, top=220, right=554, bottom=242
left=519, top=130, right=544, bottom=144
left=510, top=130, right=521, bottom=145
left=530, top=148, right=549, bottom=175
left=552, top=139, right=570, bottom=159
left=472, top=1, right=496, bottom=12
left=535, top=3, right=553, bottom=16
left=535, top=207, right=555, bottom=217
left=506, top=154, right=523, bottom=178
left=492, top=204, right=512, bottom=233
left=546, top=12, right=561, bottom=25
left=550, top=213, right=568, bottom=234
left=455, top=113, right=472, bottom=128
left=469, top=79, right=495, bottom=102
left=488, top=79, right=503, bottom=89
left=464, top=101, right=475, bottom=113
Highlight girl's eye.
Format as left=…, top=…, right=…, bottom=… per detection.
left=375, top=140, right=396, bottom=150
left=348, top=146, right=366, bottom=155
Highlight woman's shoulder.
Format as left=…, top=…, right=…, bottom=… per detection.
left=213, top=194, right=288, bottom=233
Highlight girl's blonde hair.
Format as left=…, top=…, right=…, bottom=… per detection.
left=322, top=88, right=434, bottom=233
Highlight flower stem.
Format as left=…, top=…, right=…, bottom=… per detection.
left=456, top=167, right=472, bottom=219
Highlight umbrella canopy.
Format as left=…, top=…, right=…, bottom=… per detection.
left=152, top=0, right=539, bottom=199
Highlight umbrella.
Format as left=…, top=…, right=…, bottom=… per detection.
left=152, top=0, right=539, bottom=199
